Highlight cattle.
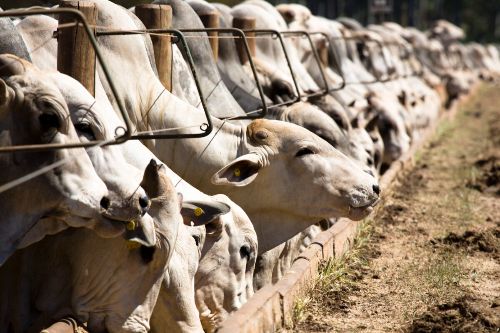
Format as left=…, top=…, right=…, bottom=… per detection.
left=268, top=5, right=409, bottom=168
left=12, top=16, right=259, bottom=327
left=194, top=193, right=257, bottom=332
left=57, top=65, right=257, bottom=332
left=70, top=0, right=379, bottom=256
left=1, top=1, right=492, bottom=332
left=0, top=159, right=178, bottom=333
left=0, top=54, right=113, bottom=266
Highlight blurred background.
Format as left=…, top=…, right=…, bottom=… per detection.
left=1, top=0, right=499, bottom=43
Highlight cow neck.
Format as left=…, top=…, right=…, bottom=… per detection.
left=246, top=209, right=321, bottom=254
left=0, top=163, right=60, bottom=265
left=139, top=79, right=247, bottom=190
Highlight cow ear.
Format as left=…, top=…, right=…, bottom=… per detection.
left=0, top=54, right=30, bottom=77
left=398, top=91, right=407, bottom=106
left=211, top=154, right=261, bottom=187
left=365, top=114, right=379, bottom=132
left=280, top=9, right=295, bottom=24
left=0, top=79, right=13, bottom=117
left=351, top=116, right=361, bottom=129
left=271, top=79, right=295, bottom=103
left=181, top=199, right=230, bottom=227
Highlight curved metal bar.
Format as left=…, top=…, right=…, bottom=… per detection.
left=380, top=40, right=424, bottom=78
left=177, top=27, right=268, bottom=120
left=95, top=28, right=213, bottom=139
left=0, top=7, right=132, bottom=153
left=307, top=31, right=346, bottom=91
left=242, top=29, right=302, bottom=108
left=281, top=30, right=329, bottom=98
left=327, top=35, right=393, bottom=84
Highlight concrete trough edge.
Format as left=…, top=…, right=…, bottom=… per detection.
left=217, top=83, right=481, bottom=333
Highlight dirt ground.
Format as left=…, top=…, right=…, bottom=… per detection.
left=295, top=84, right=500, bottom=333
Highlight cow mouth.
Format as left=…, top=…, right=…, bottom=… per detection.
left=348, top=198, right=380, bottom=221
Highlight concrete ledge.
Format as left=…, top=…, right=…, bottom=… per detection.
left=218, top=83, right=481, bottom=333
left=219, top=284, right=282, bottom=333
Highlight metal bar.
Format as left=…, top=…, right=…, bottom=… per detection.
left=96, top=28, right=213, bottom=138
left=243, top=29, right=302, bottom=108
left=379, top=40, right=424, bottom=78
left=328, top=35, right=393, bottom=84
left=176, top=27, right=268, bottom=120
left=0, top=7, right=132, bottom=153
left=281, top=30, right=329, bottom=98
left=307, top=31, right=346, bottom=91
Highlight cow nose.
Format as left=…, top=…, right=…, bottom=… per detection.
left=139, top=195, right=150, bottom=210
left=372, top=184, right=380, bottom=195
left=100, top=196, right=111, bottom=210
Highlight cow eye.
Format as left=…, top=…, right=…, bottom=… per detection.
left=295, top=147, right=315, bottom=157
left=75, top=122, right=96, bottom=140
left=39, top=113, right=61, bottom=132
left=240, top=244, right=251, bottom=260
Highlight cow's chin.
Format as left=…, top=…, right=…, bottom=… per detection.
left=348, top=205, right=374, bottom=221
left=347, top=198, right=380, bottom=221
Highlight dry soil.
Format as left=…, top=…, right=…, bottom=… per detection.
left=295, top=83, right=500, bottom=333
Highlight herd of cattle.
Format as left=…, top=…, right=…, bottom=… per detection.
left=1, top=0, right=499, bottom=332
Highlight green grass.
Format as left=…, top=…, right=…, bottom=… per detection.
left=291, top=220, right=374, bottom=327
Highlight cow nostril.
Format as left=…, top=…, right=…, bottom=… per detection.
left=372, top=184, right=380, bottom=195
left=139, top=195, right=150, bottom=209
left=100, top=196, right=110, bottom=210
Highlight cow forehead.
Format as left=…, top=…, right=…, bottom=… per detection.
left=8, top=72, right=66, bottom=109
left=247, top=119, right=332, bottom=151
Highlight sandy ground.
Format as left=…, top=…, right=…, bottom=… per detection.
left=295, top=83, right=500, bottom=333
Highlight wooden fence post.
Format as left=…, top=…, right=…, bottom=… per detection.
left=57, top=0, right=97, bottom=96
left=198, top=11, right=219, bottom=61
left=232, top=16, right=256, bottom=65
left=135, top=4, right=173, bottom=92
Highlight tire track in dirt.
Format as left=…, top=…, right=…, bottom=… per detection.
left=295, top=84, right=500, bottom=332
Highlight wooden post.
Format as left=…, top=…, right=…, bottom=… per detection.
left=198, top=11, right=219, bottom=61
left=57, top=1, right=97, bottom=96
left=233, top=16, right=256, bottom=65
left=135, top=4, right=173, bottom=92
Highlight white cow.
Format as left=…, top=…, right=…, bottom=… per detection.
left=80, top=0, right=379, bottom=255
left=0, top=54, right=113, bottom=265
left=0, top=158, right=180, bottom=333
left=59, top=67, right=256, bottom=332
left=15, top=15, right=258, bottom=328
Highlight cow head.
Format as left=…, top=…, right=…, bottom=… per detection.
left=211, top=119, right=379, bottom=251
left=195, top=194, right=257, bottom=333
left=0, top=54, right=112, bottom=264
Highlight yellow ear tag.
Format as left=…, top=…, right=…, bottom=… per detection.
left=234, top=168, right=241, bottom=177
left=126, top=220, right=136, bottom=231
left=194, top=207, right=204, bottom=217
left=126, top=240, right=141, bottom=250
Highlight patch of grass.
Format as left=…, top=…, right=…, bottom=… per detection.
left=433, top=119, right=455, bottom=143
left=292, top=220, right=374, bottom=327
left=316, top=221, right=373, bottom=294
left=292, top=295, right=312, bottom=324
left=424, top=253, right=463, bottom=292
left=396, top=251, right=465, bottom=322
